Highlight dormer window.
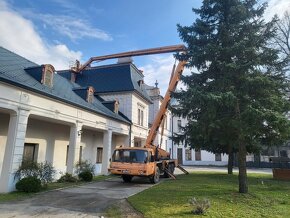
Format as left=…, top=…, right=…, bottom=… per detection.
left=41, top=64, right=55, bottom=87
left=87, top=86, right=95, bottom=103
left=138, top=80, right=144, bottom=86
left=114, top=100, right=119, bottom=113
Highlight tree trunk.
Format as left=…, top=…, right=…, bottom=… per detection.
left=238, top=141, right=248, bottom=193
left=227, top=145, right=233, bottom=175
left=236, top=99, right=248, bottom=193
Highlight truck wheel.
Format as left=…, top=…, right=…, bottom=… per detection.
left=122, top=175, right=133, bottom=183
left=150, top=167, right=160, bottom=184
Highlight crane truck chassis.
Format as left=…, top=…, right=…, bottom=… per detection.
left=109, top=146, right=178, bottom=183
left=73, top=45, right=188, bottom=183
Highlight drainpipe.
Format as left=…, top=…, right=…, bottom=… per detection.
left=129, top=124, right=132, bottom=147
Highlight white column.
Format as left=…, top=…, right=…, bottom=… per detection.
left=0, top=108, right=29, bottom=193
left=101, top=129, right=112, bottom=175
left=67, top=122, right=82, bottom=174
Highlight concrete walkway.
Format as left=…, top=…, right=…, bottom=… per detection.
left=0, top=176, right=154, bottom=218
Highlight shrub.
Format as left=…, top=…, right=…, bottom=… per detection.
left=75, top=160, right=95, bottom=175
left=57, top=173, right=78, bottom=183
left=189, top=197, right=210, bottom=215
left=16, top=176, right=41, bottom=193
left=14, top=160, right=56, bottom=185
left=38, top=162, right=56, bottom=185
left=14, top=161, right=39, bottom=178
left=78, top=171, right=93, bottom=182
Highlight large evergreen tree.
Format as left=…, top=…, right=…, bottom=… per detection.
left=175, top=0, right=290, bottom=193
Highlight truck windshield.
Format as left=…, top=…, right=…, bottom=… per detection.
left=112, top=149, right=148, bottom=163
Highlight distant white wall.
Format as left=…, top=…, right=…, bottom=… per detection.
left=183, top=149, right=228, bottom=166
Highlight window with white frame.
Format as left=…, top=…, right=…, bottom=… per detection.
left=23, top=143, right=37, bottom=162
left=185, top=149, right=192, bottom=161
left=215, top=153, right=222, bottom=161
left=96, top=147, right=103, bottom=163
left=164, top=115, right=167, bottom=130
left=137, top=104, right=145, bottom=126
left=177, top=119, right=182, bottom=132
left=195, top=149, right=201, bottom=161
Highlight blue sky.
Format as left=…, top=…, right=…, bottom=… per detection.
left=15, top=0, right=200, bottom=58
left=0, top=0, right=289, bottom=94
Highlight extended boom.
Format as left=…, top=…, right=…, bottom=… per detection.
left=95, top=45, right=189, bottom=183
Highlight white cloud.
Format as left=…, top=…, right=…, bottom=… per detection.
left=0, top=0, right=82, bottom=70
left=140, top=55, right=191, bottom=96
left=264, top=0, right=290, bottom=21
left=32, top=14, right=112, bottom=41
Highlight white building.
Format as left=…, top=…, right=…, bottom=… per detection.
left=0, top=47, right=130, bottom=193
left=59, top=58, right=152, bottom=148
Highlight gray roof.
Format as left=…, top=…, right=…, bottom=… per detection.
left=0, top=46, right=130, bottom=124
left=59, top=63, right=152, bottom=103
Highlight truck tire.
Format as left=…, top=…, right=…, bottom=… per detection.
left=150, top=167, right=160, bottom=184
left=122, top=175, right=133, bottom=183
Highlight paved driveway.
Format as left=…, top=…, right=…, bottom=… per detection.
left=0, top=176, right=154, bottom=218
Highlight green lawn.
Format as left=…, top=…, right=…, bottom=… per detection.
left=128, top=172, right=290, bottom=218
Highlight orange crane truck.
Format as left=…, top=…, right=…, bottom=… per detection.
left=72, top=45, right=188, bottom=183
left=108, top=45, right=187, bottom=183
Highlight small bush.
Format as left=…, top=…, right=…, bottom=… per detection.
left=16, top=176, right=41, bottom=193
left=14, top=160, right=55, bottom=185
left=57, top=173, right=78, bottom=183
left=75, top=160, right=95, bottom=175
left=189, top=197, right=210, bottom=215
left=14, top=161, right=39, bottom=179
left=78, top=171, right=93, bottom=182
left=38, top=162, right=56, bottom=185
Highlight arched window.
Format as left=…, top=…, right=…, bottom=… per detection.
left=114, top=100, right=119, bottom=113
left=87, top=86, right=94, bottom=103
left=41, top=64, right=55, bottom=87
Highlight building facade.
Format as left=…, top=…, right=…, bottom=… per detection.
left=0, top=47, right=130, bottom=192
left=59, top=58, right=152, bottom=148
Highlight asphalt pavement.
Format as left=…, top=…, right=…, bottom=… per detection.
left=0, top=176, right=154, bottom=218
